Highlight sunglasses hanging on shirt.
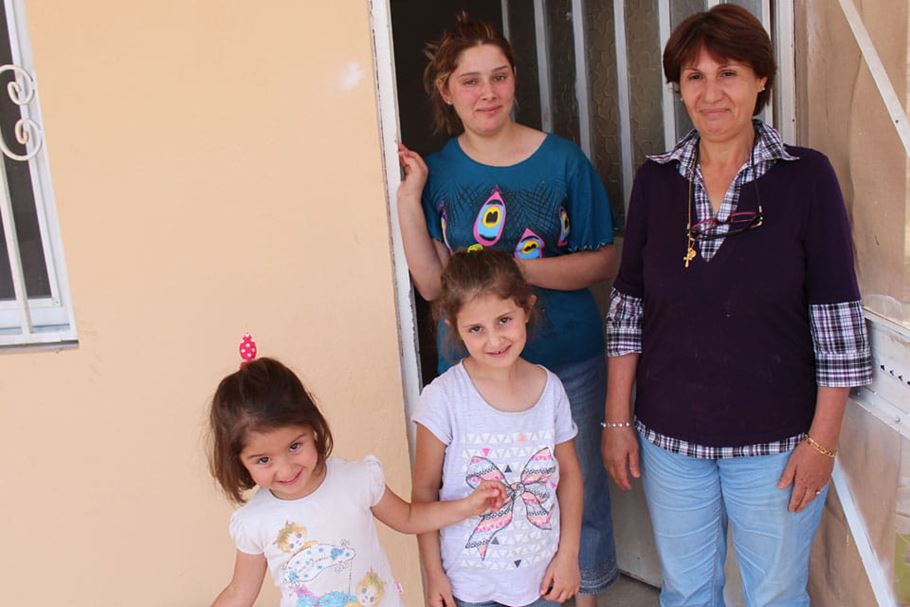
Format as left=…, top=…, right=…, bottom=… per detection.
left=684, top=149, right=764, bottom=269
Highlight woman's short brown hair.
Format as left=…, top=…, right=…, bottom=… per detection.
left=663, top=4, right=776, bottom=115
left=422, top=12, right=516, bottom=135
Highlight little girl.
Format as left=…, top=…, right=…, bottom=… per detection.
left=208, top=348, right=505, bottom=607
left=412, top=249, right=584, bottom=607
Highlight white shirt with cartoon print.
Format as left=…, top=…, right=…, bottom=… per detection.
left=413, top=362, right=578, bottom=607
left=230, top=456, right=403, bottom=607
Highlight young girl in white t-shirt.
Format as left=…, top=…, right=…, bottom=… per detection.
left=207, top=339, right=505, bottom=607
left=413, top=249, right=584, bottom=607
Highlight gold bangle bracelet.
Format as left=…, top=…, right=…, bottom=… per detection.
left=805, top=435, right=837, bottom=459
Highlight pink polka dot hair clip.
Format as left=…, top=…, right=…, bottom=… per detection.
left=239, top=333, right=257, bottom=368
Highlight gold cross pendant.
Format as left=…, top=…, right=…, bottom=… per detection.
left=684, top=245, right=697, bottom=268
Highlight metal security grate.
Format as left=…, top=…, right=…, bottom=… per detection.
left=0, top=0, right=76, bottom=347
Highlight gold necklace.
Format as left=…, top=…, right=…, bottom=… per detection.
left=684, top=166, right=697, bottom=268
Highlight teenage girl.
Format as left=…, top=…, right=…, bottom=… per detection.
left=207, top=351, right=505, bottom=607
left=412, top=249, right=584, bottom=607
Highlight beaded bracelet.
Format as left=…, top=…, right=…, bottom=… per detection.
left=805, top=435, right=837, bottom=458
left=600, top=421, right=633, bottom=429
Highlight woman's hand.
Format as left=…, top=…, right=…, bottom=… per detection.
left=601, top=426, right=640, bottom=491
left=395, top=143, right=448, bottom=299
left=424, top=569, right=456, bottom=607
left=540, top=550, right=581, bottom=603
left=777, top=440, right=834, bottom=512
left=398, top=143, right=429, bottom=205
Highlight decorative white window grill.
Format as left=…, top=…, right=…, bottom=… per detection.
left=0, top=0, right=76, bottom=347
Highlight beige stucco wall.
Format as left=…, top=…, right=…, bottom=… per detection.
left=798, top=0, right=910, bottom=604
left=800, top=0, right=910, bottom=326
left=0, top=2, right=421, bottom=606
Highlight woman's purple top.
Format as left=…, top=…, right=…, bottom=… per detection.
left=612, top=145, right=868, bottom=447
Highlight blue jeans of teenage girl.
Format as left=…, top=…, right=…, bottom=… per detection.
left=551, top=355, right=619, bottom=595
left=638, top=435, right=827, bottom=607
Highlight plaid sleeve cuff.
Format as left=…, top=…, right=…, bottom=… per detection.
left=810, top=300, right=872, bottom=387
left=606, top=288, right=643, bottom=356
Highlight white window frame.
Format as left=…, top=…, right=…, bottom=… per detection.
left=0, top=0, right=76, bottom=348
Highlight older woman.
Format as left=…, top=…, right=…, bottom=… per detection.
left=602, top=5, right=872, bottom=606
left=399, top=14, right=619, bottom=607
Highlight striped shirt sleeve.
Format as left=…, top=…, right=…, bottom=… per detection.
left=809, top=300, right=872, bottom=387
left=605, top=288, right=643, bottom=356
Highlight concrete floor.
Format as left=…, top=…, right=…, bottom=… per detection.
left=567, top=575, right=660, bottom=607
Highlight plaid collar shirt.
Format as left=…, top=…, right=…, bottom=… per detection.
left=648, top=120, right=799, bottom=261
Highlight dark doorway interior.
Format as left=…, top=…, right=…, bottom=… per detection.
left=390, top=1, right=503, bottom=384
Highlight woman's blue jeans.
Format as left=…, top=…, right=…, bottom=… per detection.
left=638, top=435, right=827, bottom=607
